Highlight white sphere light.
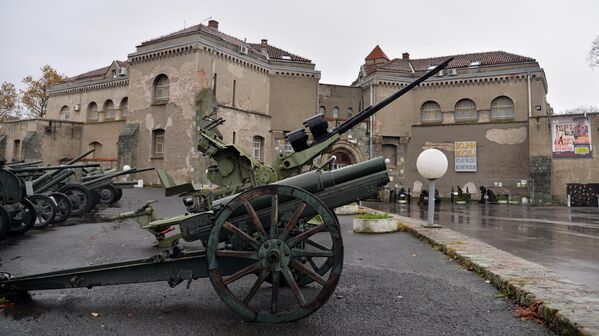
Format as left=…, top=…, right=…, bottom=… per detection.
left=123, top=165, right=131, bottom=171
left=416, top=149, right=448, bottom=180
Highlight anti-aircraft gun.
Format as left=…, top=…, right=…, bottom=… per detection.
left=147, top=58, right=453, bottom=246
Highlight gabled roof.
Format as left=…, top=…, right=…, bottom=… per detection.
left=140, top=22, right=311, bottom=63
left=68, top=60, right=128, bottom=81
left=363, top=51, right=536, bottom=76
left=365, top=45, right=389, bottom=61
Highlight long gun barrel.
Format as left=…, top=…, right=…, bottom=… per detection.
left=11, top=163, right=101, bottom=173
left=285, top=57, right=454, bottom=152
left=82, top=167, right=155, bottom=188
left=65, top=149, right=95, bottom=165
left=4, top=160, right=43, bottom=167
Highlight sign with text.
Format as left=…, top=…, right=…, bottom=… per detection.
left=551, top=117, right=592, bottom=159
left=455, top=141, right=477, bottom=172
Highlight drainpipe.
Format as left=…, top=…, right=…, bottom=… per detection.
left=527, top=72, right=532, bottom=118
left=369, top=83, right=374, bottom=159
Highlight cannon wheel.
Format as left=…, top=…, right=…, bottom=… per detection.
left=28, top=194, right=57, bottom=229
left=49, top=192, right=73, bottom=224
left=59, top=184, right=93, bottom=217
left=207, top=185, right=343, bottom=323
left=8, top=199, right=36, bottom=235
left=97, top=184, right=119, bottom=205
left=0, top=205, right=10, bottom=239
left=113, top=187, right=124, bottom=203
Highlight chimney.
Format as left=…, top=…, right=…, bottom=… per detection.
left=402, top=52, right=410, bottom=60
left=261, top=39, right=268, bottom=47
left=208, top=20, right=219, bottom=30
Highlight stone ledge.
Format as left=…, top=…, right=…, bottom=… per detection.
left=352, top=217, right=397, bottom=233
left=361, top=206, right=599, bottom=336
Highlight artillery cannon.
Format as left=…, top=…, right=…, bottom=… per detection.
left=1, top=156, right=389, bottom=322
left=148, top=57, right=453, bottom=246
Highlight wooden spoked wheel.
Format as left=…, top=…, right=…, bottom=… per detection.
left=207, top=184, right=343, bottom=323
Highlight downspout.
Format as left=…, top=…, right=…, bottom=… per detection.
left=527, top=72, right=532, bottom=118
left=369, top=83, right=374, bottom=159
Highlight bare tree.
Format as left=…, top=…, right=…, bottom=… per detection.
left=588, top=35, right=599, bottom=68
left=561, top=105, right=599, bottom=114
left=0, top=81, right=21, bottom=120
left=20, top=65, right=66, bottom=118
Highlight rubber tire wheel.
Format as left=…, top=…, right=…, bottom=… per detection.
left=8, top=199, right=37, bottom=235
left=113, top=186, right=124, bottom=203
left=58, top=184, right=94, bottom=217
left=49, top=192, right=73, bottom=224
left=28, top=194, right=57, bottom=229
left=0, top=205, right=10, bottom=240
left=98, top=184, right=119, bottom=205
left=88, top=188, right=101, bottom=210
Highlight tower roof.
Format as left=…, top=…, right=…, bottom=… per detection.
left=365, top=45, right=389, bottom=62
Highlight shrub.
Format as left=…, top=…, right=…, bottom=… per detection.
left=356, top=212, right=392, bottom=220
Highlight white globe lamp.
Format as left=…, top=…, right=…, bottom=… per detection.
left=416, top=149, right=448, bottom=227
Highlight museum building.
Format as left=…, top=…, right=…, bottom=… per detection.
left=0, top=20, right=596, bottom=204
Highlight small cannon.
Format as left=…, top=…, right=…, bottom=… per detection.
left=1, top=157, right=389, bottom=322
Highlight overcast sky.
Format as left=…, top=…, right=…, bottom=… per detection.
left=1, top=0, right=598, bottom=112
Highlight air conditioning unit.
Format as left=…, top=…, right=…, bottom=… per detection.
left=74, top=104, right=80, bottom=111
left=238, top=45, right=248, bottom=55
left=118, top=68, right=128, bottom=76
left=447, top=69, right=458, bottom=76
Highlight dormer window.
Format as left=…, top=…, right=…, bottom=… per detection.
left=469, top=61, right=481, bottom=67
left=427, top=65, right=437, bottom=70
left=281, top=55, right=292, bottom=60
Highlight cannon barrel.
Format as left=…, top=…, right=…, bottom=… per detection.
left=65, top=149, right=95, bottom=165
left=34, top=169, right=75, bottom=194
left=4, top=160, right=43, bottom=167
left=11, top=163, right=101, bottom=173
left=82, top=167, right=155, bottom=187
left=214, top=157, right=388, bottom=215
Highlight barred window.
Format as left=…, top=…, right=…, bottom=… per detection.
left=333, top=106, right=339, bottom=119
left=103, top=100, right=115, bottom=120
left=59, top=106, right=69, bottom=120
left=347, top=107, right=353, bottom=118
left=454, top=99, right=478, bottom=122
left=318, top=106, right=325, bottom=115
left=491, top=96, right=514, bottom=120
left=253, top=136, right=264, bottom=161
left=421, top=101, right=442, bottom=123
left=87, top=102, right=98, bottom=121
left=152, top=129, right=165, bottom=156
left=154, top=75, right=170, bottom=102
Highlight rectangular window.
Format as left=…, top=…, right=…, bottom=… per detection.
left=152, top=130, right=165, bottom=157
left=252, top=136, right=263, bottom=161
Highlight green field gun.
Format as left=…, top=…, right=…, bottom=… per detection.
left=1, top=156, right=389, bottom=323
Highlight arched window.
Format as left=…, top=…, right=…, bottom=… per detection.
left=12, top=139, right=21, bottom=161
left=454, top=99, right=478, bottom=122
left=252, top=136, right=264, bottom=161
left=347, top=107, right=353, bottom=118
left=382, top=144, right=397, bottom=167
left=318, top=106, right=326, bottom=115
left=59, top=106, right=69, bottom=120
left=491, top=96, right=514, bottom=120
left=333, top=106, right=339, bottom=119
left=120, top=97, right=128, bottom=118
left=421, top=101, right=442, bottom=123
left=331, top=152, right=352, bottom=170
left=87, top=102, right=98, bottom=121
left=103, top=99, right=115, bottom=120
left=89, top=142, right=102, bottom=158
left=154, top=74, right=170, bottom=102
left=152, top=129, right=165, bottom=157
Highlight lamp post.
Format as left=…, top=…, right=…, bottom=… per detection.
left=416, top=149, right=448, bottom=228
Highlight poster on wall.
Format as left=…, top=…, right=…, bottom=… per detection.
left=551, top=117, right=592, bottom=159
left=455, top=141, right=477, bottom=172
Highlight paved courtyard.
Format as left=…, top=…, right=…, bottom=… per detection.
left=365, top=201, right=599, bottom=292
left=0, top=188, right=553, bottom=335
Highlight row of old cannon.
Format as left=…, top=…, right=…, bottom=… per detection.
left=0, top=149, right=152, bottom=239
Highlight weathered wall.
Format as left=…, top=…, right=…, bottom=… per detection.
left=81, top=120, right=126, bottom=160
left=269, top=75, right=319, bottom=132
left=0, top=119, right=84, bottom=163
left=406, top=122, right=530, bottom=197
left=47, top=84, right=129, bottom=122
left=318, top=84, right=362, bottom=120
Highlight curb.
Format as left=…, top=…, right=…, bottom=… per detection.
left=361, top=207, right=599, bottom=336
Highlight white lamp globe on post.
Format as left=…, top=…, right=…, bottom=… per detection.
left=416, top=149, right=448, bottom=228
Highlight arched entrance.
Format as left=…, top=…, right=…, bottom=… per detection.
left=330, top=151, right=353, bottom=169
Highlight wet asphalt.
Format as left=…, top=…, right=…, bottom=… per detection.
left=365, top=200, right=599, bottom=292
left=0, top=188, right=553, bottom=336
